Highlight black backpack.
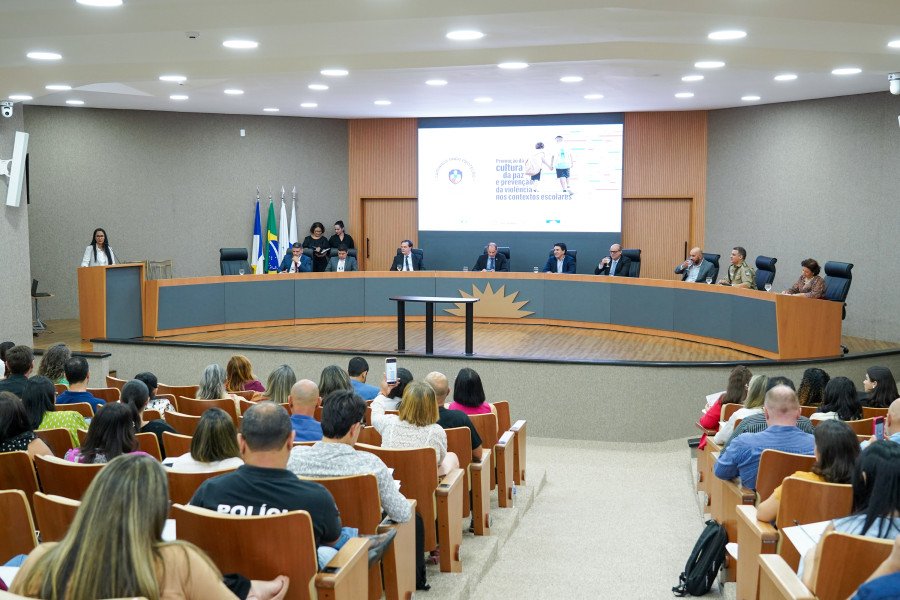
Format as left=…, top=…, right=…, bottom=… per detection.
left=672, top=519, right=727, bottom=596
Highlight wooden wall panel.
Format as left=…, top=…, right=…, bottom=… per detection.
left=622, top=198, right=692, bottom=281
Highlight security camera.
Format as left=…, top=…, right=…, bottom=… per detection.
left=890, top=73, right=900, bottom=95
left=0, top=102, right=12, bottom=119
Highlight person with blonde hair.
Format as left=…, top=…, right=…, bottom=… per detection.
left=226, top=355, right=265, bottom=394
left=318, top=365, right=353, bottom=403
left=37, top=343, right=71, bottom=386
left=251, top=365, right=297, bottom=404
left=371, top=380, right=459, bottom=475
left=11, top=453, right=289, bottom=599
left=714, top=374, right=768, bottom=445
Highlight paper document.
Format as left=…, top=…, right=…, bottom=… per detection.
left=782, top=520, right=830, bottom=564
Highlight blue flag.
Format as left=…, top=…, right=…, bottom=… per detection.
left=251, top=200, right=263, bottom=274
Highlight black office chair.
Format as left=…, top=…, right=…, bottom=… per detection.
left=621, top=248, right=641, bottom=278
left=823, top=261, right=853, bottom=354
left=302, top=248, right=314, bottom=259
left=547, top=249, right=577, bottom=270
left=755, top=256, right=778, bottom=290
left=702, top=253, right=721, bottom=282
left=394, top=247, right=424, bottom=269
left=219, top=248, right=250, bottom=276
left=31, top=279, right=53, bottom=334
left=328, top=248, right=358, bottom=258
left=482, top=246, right=510, bottom=261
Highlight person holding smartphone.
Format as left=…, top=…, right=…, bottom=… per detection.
left=862, top=398, right=900, bottom=448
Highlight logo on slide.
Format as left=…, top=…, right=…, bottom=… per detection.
left=448, top=169, right=463, bottom=184
left=433, top=157, right=476, bottom=192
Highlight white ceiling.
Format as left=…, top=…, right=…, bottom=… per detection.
left=1, top=0, right=899, bottom=119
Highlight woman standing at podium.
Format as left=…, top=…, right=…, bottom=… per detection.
left=80, top=227, right=117, bottom=267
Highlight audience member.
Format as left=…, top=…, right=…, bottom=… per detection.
left=862, top=366, right=899, bottom=409
left=372, top=381, right=459, bottom=476
left=594, top=243, right=632, bottom=277
left=0, top=341, right=15, bottom=379
left=473, top=242, right=509, bottom=272
left=347, top=357, right=379, bottom=400
left=756, top=419, right=859, bottom=522
left=22, top=375, right=87, bottom=447
left=0, top=345, right=33, bottom=397
left=197, top=364, right=242, bottom=407
left=862, top=398, right=900, bottom=448
left=783, top=258, right=827, bottom=298
left=713, top=374, right=767, bottom=445
left=65, top=402, right=143, bottom=464
left=424, top=371, right=484, bottom=460
left=718, top=246, right=757, bottom=289
left=166, top=407, right=243, bottom=473
left=448, top=367, right=495, bottom=416
left=0, top=392, right=52, bottom=458
left=371, top=367, right=413, bottom=410
left=120, top=379, right=177, bottom=458
left=674, top=247, right=716, bottom=283
left=699, top=365, right=751, bottom=449
left=725, top=377, right=816, bottom=445
left=135, top=371, right=175, bottom=415
left=714, top=384, right=814, bottom=490
left=318, top=365, right=353, bottom=401
left=225, top=355, right=265, bottom=394
left=11, top=454, right=288, bottom=600
left=36, top=343, right=71, bottom=386
left=853, top=535, right=900, bottom=600
left=811, top=377, right=863, bottom=422
left=55, top=357, right=105, bottom=411
left=251, top=364, right=296, bottom=404
left=288, top=380, right=323, bottom=442
left=797, top=367, right=830, bottom=406
left=543, top=242, right=576, bottom=274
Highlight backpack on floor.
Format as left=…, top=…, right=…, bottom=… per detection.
left=672, top=519, right=727, bottom=597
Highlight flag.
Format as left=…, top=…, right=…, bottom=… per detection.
left=265, top=200, right=279, bottom=273
left=278, top=198, right=289, bottom=261
left=289, top=199, right=298, bottom=246
left=251, top=200, right=263, bottom=274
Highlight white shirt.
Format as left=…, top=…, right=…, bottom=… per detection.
left=81, top=245, right=117, bottom=267
left=336, top=259, right=345, bottom=272
left=556, top=258, right=564, bottom=273
left=289, top=259, right=301, bottom=273
left=403, top=255, right=414, bottom=271
left=685, top=262, right=701, bottom=282
left=610, top=259, right=619, bottom=275
left=164, top=454, right=243, bottom=473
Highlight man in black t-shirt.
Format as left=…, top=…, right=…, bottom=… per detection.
left=425, top=371, right=483, bottom=460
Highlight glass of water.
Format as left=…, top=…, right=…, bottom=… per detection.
left=765, top=283, right=773, bottom=292
left=462, top=266, right=468, bottom=272
left=238, top=268, right=245, bottom=276
left=533, top=266, right=539, bottom=273
left=705, top=277, right=712, bottom=284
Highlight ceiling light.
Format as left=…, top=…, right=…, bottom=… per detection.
left=498, top=62, right=528, bottom=70
left=694, top=61, right=725, bottom=69
left=224, top=89, right=244, bottom=95
left=584, top=94, right=604, bottom=100
left=76, top=0, right=122, bottom=6
left=300, top=102, right=317, bottom=108
left=308, top=84, right=329, bottom=91
left=223, top=40, right=258, bottom=49
left=774, top=73, right=798, bottom=81
left=66, top=100, right=85, bottom=105
left=320, top=69, right=348, bottom=77
left=560, top=76, right=583, bottom=83
left=425, top=79, right=448, bottom=86
left=374, top=100, right=391, bottom=106
left=681, top=74, right=704, bottom=82
left=675, top=92, right=694, bottom=99
left=888, top=40, right=900, bottom=49
left=45, top=84, right=72, bottom=91
left=741, top=95, right=761, bottom=101
left=474, top=97, right=493, bottom=103
left=831, top=67, right=861, bottom=75
left=263, top=107, right=279, bottom=112
left=708, top=30, right=746, bottom=41
left=169, top=94, right=189, bottom=100
left=27, top=51, right=62, bottom=61
left=159, top=75, right=187, bottom=83
left=9, top=94, right=33, bottom=101
left=446, top=30, right=484, bottom=41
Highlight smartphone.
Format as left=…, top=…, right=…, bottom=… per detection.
left=874, top=416, right=885, bottom=440
left=385, top=357, right=398, bottom=385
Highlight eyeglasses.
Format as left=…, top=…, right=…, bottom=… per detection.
left=610, top=249, right=622, bottom=254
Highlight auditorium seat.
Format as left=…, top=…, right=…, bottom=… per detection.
left=157, top=384, right=198, bottom=399
left=621, top=248, right=641, bottom=277
left=105, top=374, right=127, bottom=390
left=395, top=247, right=424, bottom=265
left=166, top=411, right=202, bottom=436
left=0, top=490, right=37, bottom=564
left=136, top=432, right=163, bottom=461
left=34, top=455, right=104, bottom=500
left=162, top=431, right=193, bottom=458
left=33, top=492, right=80, bottom=542
left=143, top=408, right=163, bottom=421
left=34, top=428, right=75, bottom=456
left=0, top=451, right=40, bottom=513
left=86, top=387, right=120, bottom=402
left=823, top=263, right=853, bottom=350
left=219, top=247, right=251, bottom=276
left=357, top=426, right=382, bottom=447
left=703, top=253, right=721, bottom=281
left=755, top=255, right=778, bottom=290
left=58, top=401, right=94, bottom=418
left=800, top=405, right=818, bottom=418
left=843, top=418, right=875, bottom=435
left=495, top=430, right=516, bottom=509
left=166, top=467, right=238, bottom=505
left=469, top=413, right=499, bottom=490
left=177, top=397, right=239, bottom=425
left=862, top=406, right=889, bottom=419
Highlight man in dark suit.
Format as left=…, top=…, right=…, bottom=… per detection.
left=595, top=243, right=633, bottom=277
left=324, top=245, right=358, bottom=272
left=279, top=242, right=312, bottom=273
left=389, top=239, right=424, bottom=271
left=543, top=242, right=576, bottom=274
left=472, top=242, right=509, bottom=272
left=675, top=246, right=716, bottom=283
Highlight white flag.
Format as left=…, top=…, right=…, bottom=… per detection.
left=289, top=199, right=299, bottom=246
left=278, top=199, right=289, bottom=261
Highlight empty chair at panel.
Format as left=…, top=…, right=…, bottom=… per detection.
left=219, top=247, right=250, bottom=276
left=702, top=253, right=721, bottom=281
left=755, top=255, right=778, bottom=290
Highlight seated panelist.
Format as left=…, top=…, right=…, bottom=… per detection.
left=594, top=243, right=632, bottom=277
left=718, top=246, right=757, bottom=289
left=279, top=242, right=312, bottom=273
left=543, top=243, right=576, bottom=274
left=390, top=239, right=424, bottom=271
left=324, top=245, right=358, bottom=272
left=473, top=243, right=509, bottom=272
left=675, top=247, right=716, bottom=283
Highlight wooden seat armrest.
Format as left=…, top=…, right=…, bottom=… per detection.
left=710, top=451, right=720, bottom=461
left=436, top=467, right=464, bottom=496
left=378, top=499, right=416, bottom=600
left=315, top=537, right=369, bottom=596
left=510, top=419, right=525, bottom=432
left=435, top=468, right=464, bottom=573
left=469, top=448, right=491, bottom=536
left=736, top=505, right=778, bottom=541
left=696, top=421, right=717, bottom=436
left=758, top=555, right=815, bottom=600
left=706, top=440, right=722, bottom=453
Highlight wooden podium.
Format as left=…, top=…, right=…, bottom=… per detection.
left=77, top=263, right=145, bottom=340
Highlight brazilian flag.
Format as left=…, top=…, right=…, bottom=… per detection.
left=265, top=200, right=279, bottom=273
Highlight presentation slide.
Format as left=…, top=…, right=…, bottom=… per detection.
left=418, top=122, right=623, bottom=233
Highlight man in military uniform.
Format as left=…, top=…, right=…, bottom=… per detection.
left=719, top=246, right=756, bottom=289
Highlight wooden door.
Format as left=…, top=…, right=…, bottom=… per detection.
left=360, top=198, right=418, bottom=271
left=622, top=198, right=691, bottom=280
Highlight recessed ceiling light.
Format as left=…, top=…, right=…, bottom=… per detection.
left=320, top=69, right=348, bottom=77
left=308, top=84, right=329, bottom=91
left=708, top=30, right=747, bottom=41
left=224, top=89, right=244, bottom=95
left=560, top=76, right=583, bottom=83
left=774, top=73, right=798, bottom=81
left=675, top=92, right=694, bottom=99
left=374, top=100, right=392, bottom=106
left=831, top=67, right=861, bottom=75
left=66, top=100, right=85, bottom=105
left=888, top=40, right=900, bottom=49
left=741, top=95, right=761, bottom=102
left=425, top=79, right=448, bottom=86
left=159, top=75, right=187, bottom=83
left=694, top=61, right=725, bottom=69
left=584, top=94, right=604, bottom=100
left=263, top=107, right=279, bottom=112
left=446, top=30, right=484, bottom=41
left=169, top=94, right=189, bottom=101
left=9, top=94, right=33, bottom=101
left=45, top=84, right=72, bottom=91
left=681, top=74, right=704, bottom=82
left=498, top=62, right=528, bottom=70
left=76, top=0, right=122, bottom=6
left=222, top=40, right=258, bottom=49
left=27, top=51, right=62, bottom=61
left=474, top=97, right=493, bottom=103
left=300, top=102, right=317, bottom=108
